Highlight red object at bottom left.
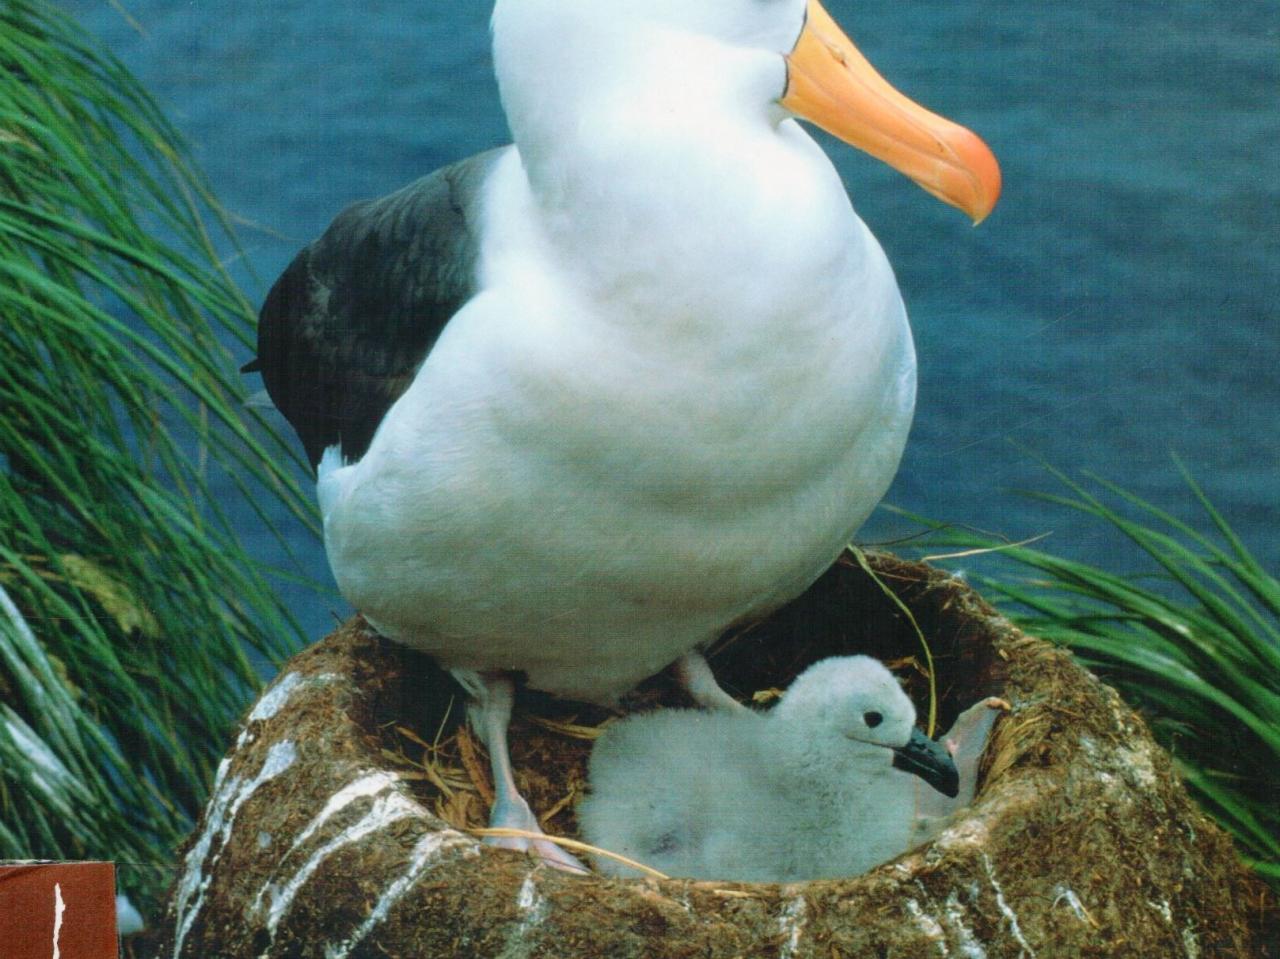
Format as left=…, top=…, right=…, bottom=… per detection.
left=0, top=862, right=118, bottom=959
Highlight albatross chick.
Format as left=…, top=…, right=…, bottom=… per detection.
left=579, top=656, right=1003, bottom=881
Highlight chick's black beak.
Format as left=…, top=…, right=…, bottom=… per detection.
left=892, top=728, right=960, bottom=798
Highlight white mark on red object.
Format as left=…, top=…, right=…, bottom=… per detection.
left=52, top=882, right=65, bottom=959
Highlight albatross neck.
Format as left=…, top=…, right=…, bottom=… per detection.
left=495, top=26, right=871, bottom=331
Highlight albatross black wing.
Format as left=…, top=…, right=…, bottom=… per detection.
left=250, top=148, right=503, bottom=470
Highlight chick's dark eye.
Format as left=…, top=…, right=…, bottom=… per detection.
left=863, top=711, right=883, bottom=728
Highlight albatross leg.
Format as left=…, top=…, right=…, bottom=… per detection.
left=463, top=670, right=588, bottom=873
left=673, top=651, right=749, bottom=713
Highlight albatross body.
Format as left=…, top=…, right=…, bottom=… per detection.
left=319, top=144, right=911, bottom=702
left=252, top=0, right=999, bottom=866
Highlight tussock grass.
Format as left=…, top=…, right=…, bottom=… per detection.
left=912, top=464, right=1280, bottom=884
left=0, top=1, right=316, bottom=910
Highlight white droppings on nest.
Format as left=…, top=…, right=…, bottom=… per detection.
left=933, top=816, right=991, bottom=854
left=905, top=898, right=949, bottom=956
left=891, top=860, right=916, bottom=880
left=252, top=768, right=422, bottom=916
left=237, top=672, right=341, bottom=750
left=982, top=853, right=1035, bottom=958
left=1107, top=692, right=1140, bottom=734
left=1115, top=742, right=1159, bottom=792
left=172, top=740, right=298, bottom=959
left=1148, top=892, right=1204, bottom=958
left=516, top=873, right=541, bottom=911
left=249, top=672, right=307, bottom=724
left=251, top=769, right=410, bottom=920
left=1182, top=923, right=1201, bottom=959
left=288, top=770, right=401, bottom=855
left=323, top=830, right=475, bottom=959
left=1078, top=735, right=1125, bottom=797
left=942, top=892, right=988, bottom=959
left=260, top=790, right=428, bottom=941
left=1079, top=733, right=1159, bottom=798
left=1051, top=885, right=1091, bottom=925
left=777, top=894, right=807, bottom=959
left=495, top=872, right=551, bottom=959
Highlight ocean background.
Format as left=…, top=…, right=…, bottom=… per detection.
left=60, top=0, right=1279, bottom=645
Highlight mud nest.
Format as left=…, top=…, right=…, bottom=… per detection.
left=154, top=552, right=1277, bottom=958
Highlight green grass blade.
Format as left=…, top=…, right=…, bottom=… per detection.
left=910, top=467, right=1280, bottom=888
left=0, top=0, right=328, bottom=914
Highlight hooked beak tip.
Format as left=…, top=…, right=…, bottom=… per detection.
left=892, top=728, right=961, bottom=798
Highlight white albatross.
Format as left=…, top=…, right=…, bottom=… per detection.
left=578, top=656, right=1005, bottom=881
left=246, top=0, right=1000, bottom=870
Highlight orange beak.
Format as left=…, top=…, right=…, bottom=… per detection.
left=783, top=0, right=1001, bottom=223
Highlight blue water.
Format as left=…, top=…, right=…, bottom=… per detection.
left=63, top=0, right=1280, bottom=644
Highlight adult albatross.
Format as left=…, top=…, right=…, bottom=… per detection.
left=248, top=0, right=1000, bottom=869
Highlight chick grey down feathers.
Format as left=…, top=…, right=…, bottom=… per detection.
left=579, top=656, right=1002, bottom=881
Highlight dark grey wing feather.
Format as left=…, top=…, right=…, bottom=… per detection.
left=252, top=148, right=503, bottom=469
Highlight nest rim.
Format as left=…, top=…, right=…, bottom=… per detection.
left=156, top=551, right=1279, bottom=959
